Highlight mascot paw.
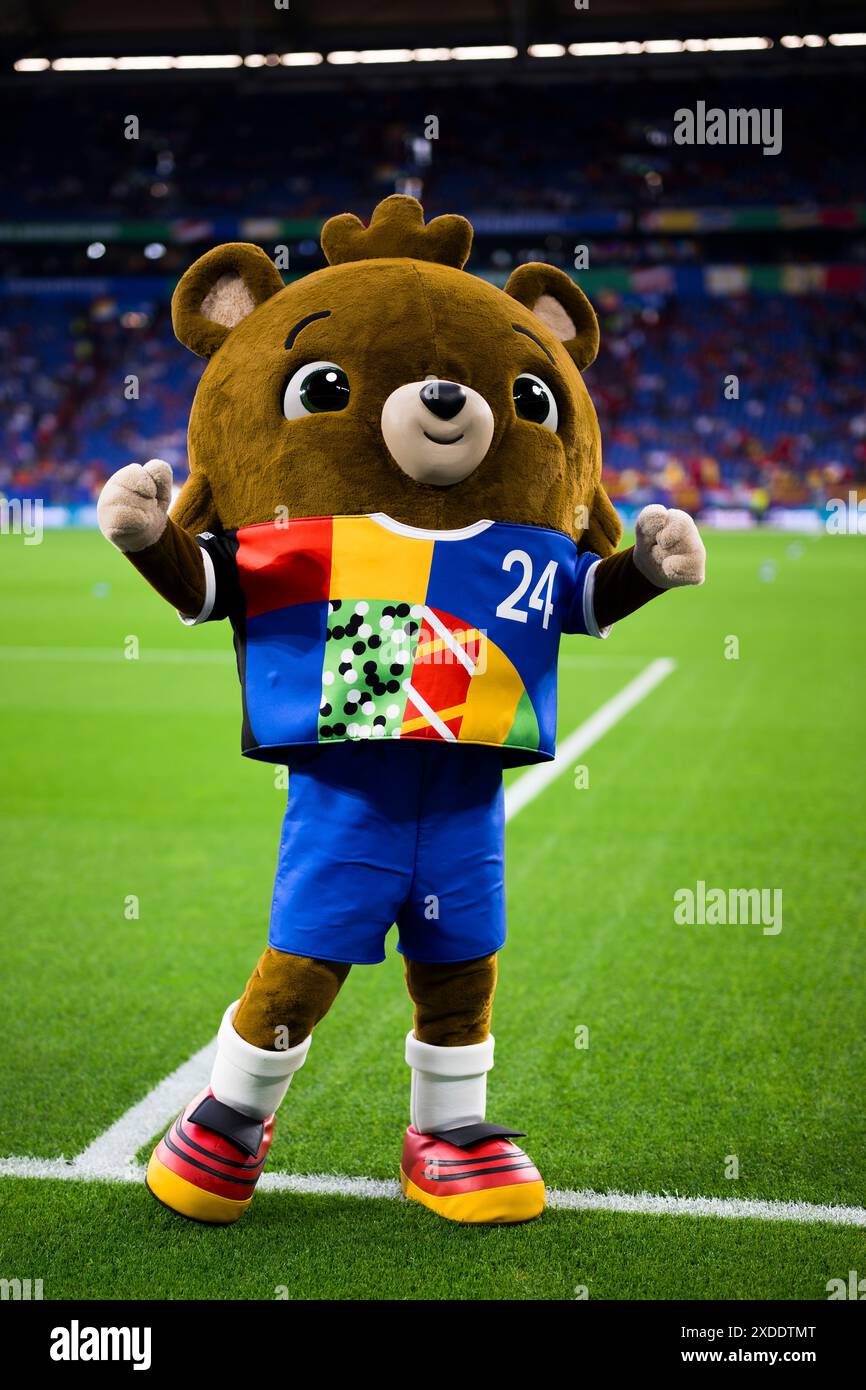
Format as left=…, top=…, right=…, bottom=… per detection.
left=400, top=1124, right=545, bottom=1224
left=146, top=1088, right=273, bottom=1225
left=97, top=458, right=172, bottom=553
left=633, top=504, right=706, bottom=589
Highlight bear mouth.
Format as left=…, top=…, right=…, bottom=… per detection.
left=423, top=431, right=465, bottom=445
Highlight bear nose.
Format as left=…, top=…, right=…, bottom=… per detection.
left=419, top=380, right=466, bottom=421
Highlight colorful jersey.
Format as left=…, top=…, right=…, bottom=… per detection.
left=183, top=512, right=608, bottom=767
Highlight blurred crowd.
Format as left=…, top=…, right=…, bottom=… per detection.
left=585, top=292, right=866, bottom=512
left=0, top=296, right=198, bottom=506
left=2, top=288, right=863, bottom=513
left=3, top=68, right=863, bottom=516
left=3, top=77, right=863, bottom=226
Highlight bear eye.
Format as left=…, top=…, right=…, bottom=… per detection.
left=513, top=373, right=558, bottom=431
left=283, top=361, right=350, bottom=418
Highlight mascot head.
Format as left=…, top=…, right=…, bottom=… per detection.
left=170, top=194, right=620, bottom=556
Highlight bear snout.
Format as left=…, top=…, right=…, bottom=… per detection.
left=419, top=379, right=466, bottom=421
left=381, top=379, right=494, bottom=486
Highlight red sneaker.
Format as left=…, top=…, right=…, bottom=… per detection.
left=146, top=1088, right=273, bottom=1224
left=400, top=1123, right=545, bottom=1224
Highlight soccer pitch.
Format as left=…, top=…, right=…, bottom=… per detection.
left=1, top=526, right=864, bottom=1300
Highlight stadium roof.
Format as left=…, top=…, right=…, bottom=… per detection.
left=4, top=0, right=866, bottom=62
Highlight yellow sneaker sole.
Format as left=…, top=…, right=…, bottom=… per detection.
left=400, top=1168, right=545, bottom=1224
left=145, top=1150, right=253, bottom=1225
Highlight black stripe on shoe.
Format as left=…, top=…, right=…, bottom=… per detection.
left=162, top=1132, right=261, bottom=1187
left=422, top=1160, right=536, bottom=1182
left=422, top=1150, right=526, bottom=1166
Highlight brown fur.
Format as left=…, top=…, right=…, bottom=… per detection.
left=168, top=195, right=620, bottom=554
left=233, top=950, right=351, bottom=1050
left=404, top=955, right=498, bottom=1047
left=126, top=516, right=208, bottom=614
left=229, top=947, right=497, bottom=1052
left=124, top=198, right=666, bottom=1053
left=594, top=545, right=663, bottom=627
left=321, top=194, right=473, bottom=270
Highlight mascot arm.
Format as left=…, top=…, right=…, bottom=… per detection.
left=593, top=504, right=705, bottom=628
left=97, top=459, right=207, bottom=618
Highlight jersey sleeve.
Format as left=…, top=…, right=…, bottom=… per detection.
left=561, top=549, right=612, bottom=639
left=178, top=531, right=241, bottom=626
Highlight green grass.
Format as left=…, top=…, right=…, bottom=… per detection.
left=1, top=1180, right=863, bottom=1301
left=1, top=526, right=865, bottom=1299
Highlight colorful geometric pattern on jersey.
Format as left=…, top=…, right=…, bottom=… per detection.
left=186, top=512, right=606, bottom=767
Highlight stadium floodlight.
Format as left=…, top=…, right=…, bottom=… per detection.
left=527, top=44, right=567, bottom=58
left=357, top=50, right=415, bottom=64
left=450, top=46, right=518, bottom=60
left=115, top=57, right=174, bottom=70
left=413, top=48, right=451, bottom=62
left=327, top=51, right=361, bottom=64
left=568, top=41, right=637, bottom=56
left=829, top=33, right=866, bottom=45
left=780, top=35, right=805, bottom=47
left=642, top=40, right=686, bottom=54
left=802, top=35, right=826, bottom=47
left=51, top=57, right=116, bottom=71
left=703, top=37, right=771, bottom=51
left=564, top=35, right=779, bottom=58
left=280, top=52, right=323, bottom=66
left=86, top=242, right=106, bottom=259
left=172, top=55, right=243, bottom=68
left=13, top=57, right=50, bottom=71
left=244, top=54, right=267, bottom=67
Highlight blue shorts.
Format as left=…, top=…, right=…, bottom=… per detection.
left=269, top=741, right=506, bottom=965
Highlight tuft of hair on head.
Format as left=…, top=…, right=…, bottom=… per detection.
left=321, top=194, right=473, bottom=270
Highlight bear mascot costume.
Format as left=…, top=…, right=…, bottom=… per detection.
left=98, top=196, right=705, bottom=1225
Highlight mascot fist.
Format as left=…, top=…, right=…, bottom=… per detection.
left=633, top=504, right=706, bottom=589
left=97, top=459, right=173, bottom=553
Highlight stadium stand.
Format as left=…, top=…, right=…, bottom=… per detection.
left=3, top=80, right=864, bottom=223
left=1, top=68, right=864, bottom=517
left=3, top=287, right=863, bottom=511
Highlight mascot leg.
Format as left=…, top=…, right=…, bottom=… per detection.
left=146, top=950, right=348, bottom=1224
left=400, top=955, right=545, bottom=1224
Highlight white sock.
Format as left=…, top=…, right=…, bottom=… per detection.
left=210, top=1001, right=311, bottom=1120
left=405, top=1031, right=495, bottom=1134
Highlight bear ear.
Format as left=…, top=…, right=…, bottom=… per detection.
left=504, top=263, right=600, bottom=371
left=172, top=243, right=285, bottom=358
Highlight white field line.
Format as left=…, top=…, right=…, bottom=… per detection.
left=3, top=653, right=862, bottom=1228
left=3, top=660, right=675, bottom=1178
left=12, top=658, right=674, bottom=1176
left=75, top=1038, right=218, bottom=1176
left=13, top=652, right=843, bottom=1230
left=504, top=657, right=675, bottom=819
left=0, top=1156, right=863, bottom=1227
